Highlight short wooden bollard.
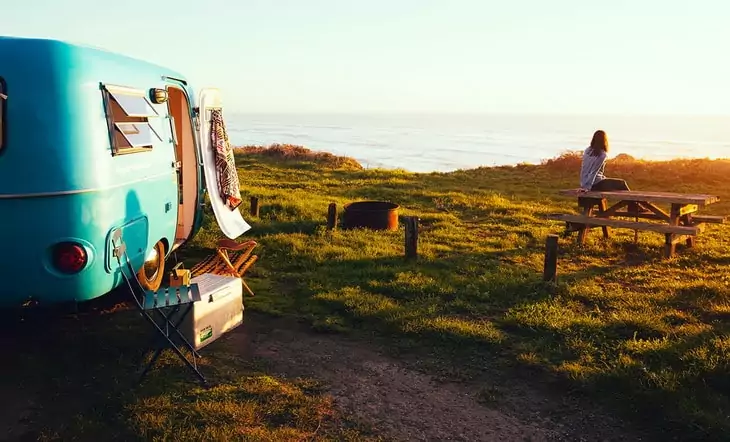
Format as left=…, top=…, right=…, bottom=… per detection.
left=250, top=196, right=260, bottom=217
left=543, top=234, right=558, bottom=283
left=404, top=216, right=419, bottom=260
left=326, top=203, right=338, bottom=230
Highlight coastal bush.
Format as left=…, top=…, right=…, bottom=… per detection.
left=234, top=144, right=364, bottom=170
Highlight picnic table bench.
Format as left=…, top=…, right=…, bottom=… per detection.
left=549, top=189, right=725, bottom=258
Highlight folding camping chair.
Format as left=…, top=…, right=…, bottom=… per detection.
left=190, top=239, right=258, bottom=297
left=111, top=230, right=207, bottom=386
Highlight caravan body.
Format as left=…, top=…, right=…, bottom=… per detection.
left=0, top=36, right=249, bottom=307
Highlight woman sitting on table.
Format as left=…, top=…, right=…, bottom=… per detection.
left=579, top=129, right=630, bottom=191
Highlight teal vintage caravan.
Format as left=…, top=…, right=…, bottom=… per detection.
left=0, top=36, right=251, bottom=308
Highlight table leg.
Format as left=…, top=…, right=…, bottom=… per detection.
left=632, top=201, right=639, bottom=243
left=665, top=204, right=681, bottom=258
left=598, top=198, right=610, bottom=239
left=577, top=198, right=595, bottom=245
left=683, top=213, right=695, bottom=247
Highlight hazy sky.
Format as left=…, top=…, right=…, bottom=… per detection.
left=3, top=0, right=728, bottom=115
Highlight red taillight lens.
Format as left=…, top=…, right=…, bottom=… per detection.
left=52, top=242, right=88, bottom=274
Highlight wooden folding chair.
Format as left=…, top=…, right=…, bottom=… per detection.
left=190, top=239, right=258, bottom=297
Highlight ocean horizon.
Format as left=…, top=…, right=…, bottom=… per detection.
left=226, top=113, right=730, bottom=173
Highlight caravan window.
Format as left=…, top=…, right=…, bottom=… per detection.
left=0, top=77, right=5, bottom=153
left=114, top=122, right=162, bottom=148
left=102, top=84, right=162, bottom=155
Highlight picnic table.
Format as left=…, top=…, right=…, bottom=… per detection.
left=550, top=189, right=725, bottom=258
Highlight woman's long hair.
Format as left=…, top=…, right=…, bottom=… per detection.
left=588, top=130, right=609, bottom=156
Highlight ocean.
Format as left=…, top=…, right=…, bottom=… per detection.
left=225, top=113, right=730, bottom=173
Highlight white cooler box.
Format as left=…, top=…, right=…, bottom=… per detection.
left=179, top=273, right=244, bottom=350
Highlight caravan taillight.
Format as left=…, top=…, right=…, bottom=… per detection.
left=52, top=242, right=88, bottom=274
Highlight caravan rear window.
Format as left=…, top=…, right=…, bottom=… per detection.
left=102, top=84, right=162, bottom=155
left=0, top=77, right=6, bottom=153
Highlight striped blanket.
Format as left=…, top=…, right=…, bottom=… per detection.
left=210, top=109, right=242, bottom=210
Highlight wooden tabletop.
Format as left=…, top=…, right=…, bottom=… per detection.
left=559, top=189, right=720, bottom=206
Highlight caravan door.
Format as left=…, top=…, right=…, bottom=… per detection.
left=197, top=88, right=252, bottom=239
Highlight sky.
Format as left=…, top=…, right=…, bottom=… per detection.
left=3, top=0, right=728, bottom=115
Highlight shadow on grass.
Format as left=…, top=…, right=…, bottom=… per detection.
left=0, top=289, right=371, bottom=441
left=252, top=220, right=321, bottom=236
left=0, top=301, right=149, bottom=441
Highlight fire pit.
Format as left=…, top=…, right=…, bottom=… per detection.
left=342, top=201, right=400, bottom=231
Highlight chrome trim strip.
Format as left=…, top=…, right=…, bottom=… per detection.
left=0, top=171, right=174, bottom=199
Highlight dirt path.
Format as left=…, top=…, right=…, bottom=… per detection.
left=231, top=313, right=651, bottom=442
left=0, top=308, right=652, bottom=442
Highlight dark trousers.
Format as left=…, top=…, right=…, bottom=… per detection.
left=591, top=178, right=630, bottom=191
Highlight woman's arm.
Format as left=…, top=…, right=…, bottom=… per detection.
left=593, top=156, right=606, bottom=185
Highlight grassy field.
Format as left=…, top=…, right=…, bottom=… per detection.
left=4, top=144, right=730, bottom=440
left=191, top=146, right=730, bottom=440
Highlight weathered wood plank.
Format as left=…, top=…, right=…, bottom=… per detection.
left=686, top=214, right=698, bottom=247
left=682, top=213, right=696, bottom=248
left=692, top=215, right=727, bottom=224
left=601, top=200, right=630, bottom=218
left=679, top=204, right=699, bottom=216
left=564, top=222, right=604, bottom=231
left=599, top=198, right=610, bottom=239
left=665, top=204, right=682, bottom=258
left=600, top=211, right=666, bottom=221
left=641, top=202, right=671, bottom=220
left=576, top=202, right=594, bottom=245
left=559, top=189, right=720, bottom=206
left=549, top=214, right=701, bottom=235
left=671, top=234, right=691, bottom=245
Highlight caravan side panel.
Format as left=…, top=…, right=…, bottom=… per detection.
left=0, top=37, right=185, bottom=306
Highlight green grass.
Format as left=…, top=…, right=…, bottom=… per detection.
left=6, top=146, right=730, bottom=440
left=182, top=147, right=730, bottom=440
left=2, top=309, right=378, bottom=442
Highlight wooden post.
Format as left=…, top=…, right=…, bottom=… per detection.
left=404, top=216, right=419, bottom=260
left=250, top=196, right=260, bottom=217
left=543, top=234, right=558, bottom=283
left=326, top=203, right=338, bottom=230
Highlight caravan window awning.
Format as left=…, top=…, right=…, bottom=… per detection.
left=105, top=85, right=158, bottom=118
